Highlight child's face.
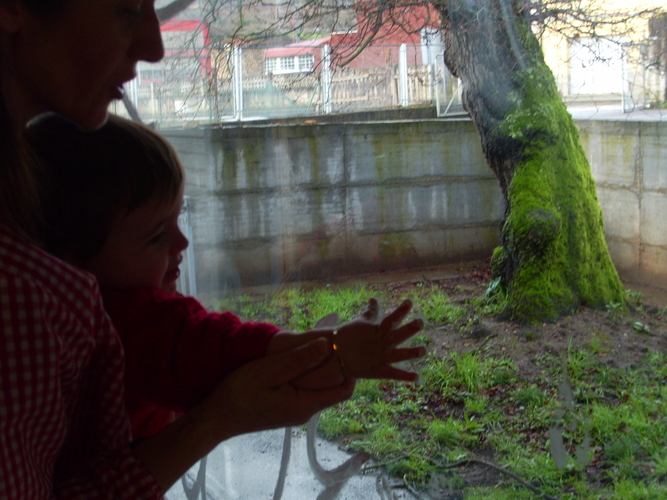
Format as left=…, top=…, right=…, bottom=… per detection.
left=84, top=189, right=188, bottom=294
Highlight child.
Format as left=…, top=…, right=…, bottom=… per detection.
left=27, top=114, right=425, bottom=440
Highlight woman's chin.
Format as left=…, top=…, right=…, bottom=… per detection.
left=76, top=109, right=111, bottom=131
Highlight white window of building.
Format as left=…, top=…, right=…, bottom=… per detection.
left=297, top=54, right=314, bottom=71
left=282, top=57, right=295, bottom=71
left=265, top=54, right=315, bottom=74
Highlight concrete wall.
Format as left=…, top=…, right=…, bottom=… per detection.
left=163, top=120, right=503, bottom=304
left=163, top=117, right=667, bottom=305
left=578, top=120, right=667, bottom=288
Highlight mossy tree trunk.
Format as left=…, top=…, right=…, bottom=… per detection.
left=436, top=0, right=625, bottom=322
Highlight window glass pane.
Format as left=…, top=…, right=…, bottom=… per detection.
left=297, top=54, right=314, bottom=71
left=282, top=56, right=295, bottom=70
left=116, top=3, right=667, bottom=500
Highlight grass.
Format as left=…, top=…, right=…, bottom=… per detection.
left=216, top=282, right=667, bottom=499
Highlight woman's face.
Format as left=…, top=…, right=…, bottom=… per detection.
left=2, top=0, right=164, bottom=129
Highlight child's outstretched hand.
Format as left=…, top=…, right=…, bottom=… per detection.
left=267, top=299, right=425, bottom=389
left=331, top=299, right=425, bottom=382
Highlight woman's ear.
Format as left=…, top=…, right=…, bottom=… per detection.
left=0, top=0, right=24, bottom=33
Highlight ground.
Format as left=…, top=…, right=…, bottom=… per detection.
left=328, top=261, right=667, bottom=379
left=310, top=261, right=667, bottom=497
left=382, top=262, right=667, bottom=378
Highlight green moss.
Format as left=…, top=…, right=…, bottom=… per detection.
left=490, top=246, right=505, bottom=279
left=241, top=141, right=261, bottom=187
left=220, top=140, right=237, bottom=186
left=494, top=57, right=624, bottom=322
left=378, top=232, right=417, bottom=260
left=308, top=134, right=321, bottom=184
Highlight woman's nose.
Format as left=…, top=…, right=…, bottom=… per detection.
left=129, top=5, right=165, bottom=63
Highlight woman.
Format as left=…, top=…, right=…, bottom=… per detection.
left=0, top=0, right=422, bottom=498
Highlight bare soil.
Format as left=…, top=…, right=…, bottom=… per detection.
left=350, top=261, right=667, bottom=380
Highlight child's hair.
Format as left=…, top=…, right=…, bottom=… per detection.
left=26, top=114, right=184, bottom=264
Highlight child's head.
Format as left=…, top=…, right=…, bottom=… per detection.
left=27, top=113, right=188, bottom=293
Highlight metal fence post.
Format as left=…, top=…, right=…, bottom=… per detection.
left=178, top=196, right=197, bottom=298
left=321, top=44, right=332, bottom=114
left=232, top=45, right=243, bottom=120
left=399, top=43, right=408, bottom=106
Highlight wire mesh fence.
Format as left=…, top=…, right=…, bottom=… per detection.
left=109, top=35, right=666, bottom=126
left=111, top=42, right=462, bottom=126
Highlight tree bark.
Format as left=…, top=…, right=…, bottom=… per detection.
left=436, top=0, right=624, bottom=322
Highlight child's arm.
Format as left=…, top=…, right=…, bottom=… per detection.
left=266, top=300, right=425, bottom=387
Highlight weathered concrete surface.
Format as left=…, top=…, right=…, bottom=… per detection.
left=161, top=109, right=667, bottom=304
left=163, top=120, right=503, bottom=305
left=577, top=117, right=667, bottom=288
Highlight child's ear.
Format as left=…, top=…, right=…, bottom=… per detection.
left=0, top=0, right=24, bottom=33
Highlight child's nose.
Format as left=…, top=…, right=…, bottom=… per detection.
left=172, top=228, right=189, bottom=253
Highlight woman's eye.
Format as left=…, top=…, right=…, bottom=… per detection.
left=121, top=8, right=141, bottom=20
left=119, top=2, right=142, bottom=21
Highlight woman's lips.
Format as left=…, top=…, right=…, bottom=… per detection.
left=111, top=85, right=125, bottom=100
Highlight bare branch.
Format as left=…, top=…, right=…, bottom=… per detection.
left=157, top=0, right=198, bottom=23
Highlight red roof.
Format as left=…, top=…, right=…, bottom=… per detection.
left=265, top=37, right=331, bottom=58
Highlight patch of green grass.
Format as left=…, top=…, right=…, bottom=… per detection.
left=427, top=415, right=483, bottom=448
left=587, top=329, right=612, bottom=354
left=625, top=289, right=644, bottom=309
left=409, top=333, right=431, bottom=347
left=323, top=347, right=667, bottom=496
left=464, top=395, right=489, bottom=414
left=419, top=352, right=518, bottom=399
left=413, top=286, right=466, bottom=326
left=509, top=383, right=549, bottom=407
left=468, top=284, right=510, bottom=317
left=632, top=320, right=650, bottom=334
left=215, top=293, right=277, bottom=321
left=613, top=478, right=667, bottom=499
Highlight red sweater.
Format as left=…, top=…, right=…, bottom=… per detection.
left=101, top=286, right=280, bottom=439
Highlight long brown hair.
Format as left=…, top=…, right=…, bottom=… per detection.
left=0, top=0, right=70, bottom=240
left=0, top=83, right=43, bottom=240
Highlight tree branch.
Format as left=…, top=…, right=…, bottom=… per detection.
left=157, top=0, right=198, bottom=23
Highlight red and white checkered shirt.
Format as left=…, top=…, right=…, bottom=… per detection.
left=0, top=227, right=162, bottom=499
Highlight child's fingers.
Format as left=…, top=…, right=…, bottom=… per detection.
left=374, top=365, right=419, bottom=382
left=360, top=298, right=380, bottom=322
left=384, top=346, right=426, bottom=364
left=314, top=312, right=339, bottom=328
left=386, top=318, right=423, bottom=346
left=379, top=299, right=413, bottom=330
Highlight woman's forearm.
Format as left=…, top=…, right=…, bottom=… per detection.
left=131, top=401, right=226, bottom=493
left=266, top=329, right=334, bottom=355
left=133, top=337, right=351, bottom=493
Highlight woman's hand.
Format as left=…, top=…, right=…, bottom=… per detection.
left=134, top=338, right=354, bottom=493
left=204, top=338, right=355, bottom=439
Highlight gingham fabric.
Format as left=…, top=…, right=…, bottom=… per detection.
left=0, top=227, right=161, bottom=499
